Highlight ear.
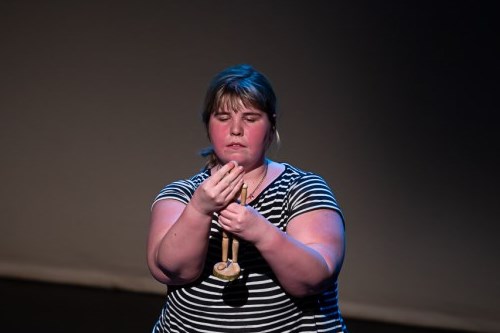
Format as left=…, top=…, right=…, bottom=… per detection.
left=264, top=126, right=277, bottom=149
left=206, top=125, right=213, bottom=142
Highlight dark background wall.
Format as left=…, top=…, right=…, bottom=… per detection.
left=1, top=1, right=498, bottom=332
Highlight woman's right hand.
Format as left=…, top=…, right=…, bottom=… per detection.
left=190, top=161, right=245, bottom=215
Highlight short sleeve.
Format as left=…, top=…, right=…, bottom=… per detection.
left=151, top=171, right=209, bottom=209
left=152, top=180, right=196, bottom=208
left=288, top=173, right=344, bottom=223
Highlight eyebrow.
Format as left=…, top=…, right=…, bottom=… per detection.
left=241, top=110, right=264, bottom=116
left=214, top=109, right=263, bottom=115
left=213, top=110, right=231, bottom=115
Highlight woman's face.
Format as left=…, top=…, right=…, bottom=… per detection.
left=208, top=103, right=272, bottom=169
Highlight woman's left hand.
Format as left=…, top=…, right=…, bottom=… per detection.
left=218, top=203, right=269, bottom=243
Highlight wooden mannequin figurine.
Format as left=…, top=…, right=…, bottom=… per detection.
left=213, top=183, right=247, bottom=281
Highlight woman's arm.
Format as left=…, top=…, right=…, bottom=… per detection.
left=259, top=209, right=345, bottom=297
left=147, top=161, right=245, bottom=285
left=147, top=199, right=213, bottom=285
left=219, top=206, right=345, bottom=297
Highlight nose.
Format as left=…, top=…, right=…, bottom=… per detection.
left=230, top=118, right=243, bottom=136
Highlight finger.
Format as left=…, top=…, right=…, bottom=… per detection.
left=218, top=214, right=227, bottom=226
left=220, top=202, right=239, bottom=215
left=218, top=214, right=233, bottom=229
left=211, top=161, right=238, bottom=184
left=221, top=176, right=244, bottom=201
left=215, top=167, right=243, bottom=193
left=222, top=165, right=244, bottom=187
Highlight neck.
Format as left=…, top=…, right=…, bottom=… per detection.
left=246, top=160, right=268, bottom=199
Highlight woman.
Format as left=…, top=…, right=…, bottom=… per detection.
left=147, top=64, right=348, bottom=332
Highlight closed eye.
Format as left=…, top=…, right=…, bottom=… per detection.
left=243, top=113, right=262, bottom=122
left=244, top=116, right=258, bottom=122
left=214, top=113, right=230, bottom=121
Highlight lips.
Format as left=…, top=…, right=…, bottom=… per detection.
left=227, top=142, right=246, bottom=149
left=228, top=141, right=245, bottom=146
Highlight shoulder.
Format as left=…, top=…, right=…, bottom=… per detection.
left=279, top=163, right=329, bottom=187
left=271, top=162, right=336, bottom=201
left=153, top=169, right=209, bottom=206
left=279, top=163, right=344, bottom=221
left=162, top=169, right=210, bottom=192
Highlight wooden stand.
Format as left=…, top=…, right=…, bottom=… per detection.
left=213, top=184, right=247, bottom=281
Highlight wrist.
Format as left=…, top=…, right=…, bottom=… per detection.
left=187, top=198, right=213, bottom=218
left=254, top=221, right=283, bottom=251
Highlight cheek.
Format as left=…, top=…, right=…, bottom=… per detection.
left=208, top=122, right=225, bottom=144
left=248, top=126, right=272, bottom=146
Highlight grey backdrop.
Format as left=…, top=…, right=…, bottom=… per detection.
left=1, top=1, right=498, bottom=332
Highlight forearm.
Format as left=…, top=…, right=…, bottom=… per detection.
left=255, top=224, right=338, bottom=297
left=154, top=202, right=212, bottom=285
left=149, top=161, right=245, bottom=285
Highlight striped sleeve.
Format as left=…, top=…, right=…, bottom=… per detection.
left=288, top=173, right=344, bottom=222
left=152, top=179, right=196, bottom=207
left=152, top=171, right=209, bottom=208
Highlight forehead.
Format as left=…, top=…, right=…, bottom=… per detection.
left=215, top=94, right=260, bottom=113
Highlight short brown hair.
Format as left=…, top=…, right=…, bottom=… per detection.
left=200, top=64, right=277, bottom=168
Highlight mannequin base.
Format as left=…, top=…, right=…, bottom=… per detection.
left=213, top=261, right=240, bottom=281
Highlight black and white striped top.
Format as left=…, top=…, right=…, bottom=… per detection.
left=152, top=163, right=348, bottom=333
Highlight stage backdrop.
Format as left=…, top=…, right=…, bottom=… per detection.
left=1, top=1, right=498, bottom=332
